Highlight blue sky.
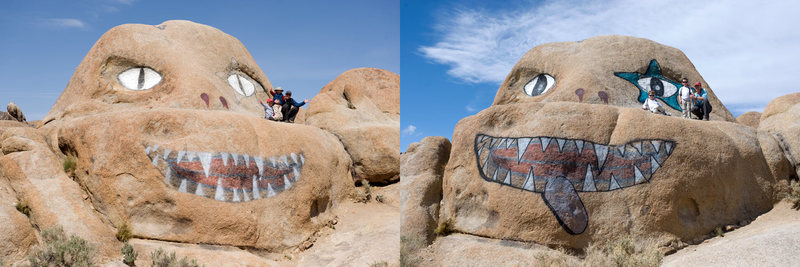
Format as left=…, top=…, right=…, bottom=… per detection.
left=0, top=0, right=399, bottom=121
left=401, top=0, right=800, bottom=151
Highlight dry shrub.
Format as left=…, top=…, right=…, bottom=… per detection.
left=784, top=180, right=800, bottom=209
left=28, top=226, right=95, bottom=267
left=583, top=235, right=662, bottom=267
left=150, top=248, right=200, bottom=267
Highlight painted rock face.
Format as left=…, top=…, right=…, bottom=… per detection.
left=39, top=20, right=353, bottom=249
left=493, top=35, right=735, bottom=122
left=441, top=36, right=789, bottom=249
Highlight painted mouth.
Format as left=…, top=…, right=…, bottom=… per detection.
left=145, top=145, right=304, bottom=202
left=473, top=134, right=675, bottom=234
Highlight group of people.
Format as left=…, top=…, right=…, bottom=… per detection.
left=641, top=78, right=713, bottom=120
left=258, top=87, right=309, bottom=123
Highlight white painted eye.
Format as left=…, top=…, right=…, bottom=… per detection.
left=636, top=77, right=678, bottom=98
left=523, top=74, right=555, bottom=96
left=227, top=74, right=255, bottom=96
left=118, top=67, right=161, bottom=90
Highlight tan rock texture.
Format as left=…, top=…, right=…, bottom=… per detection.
left=496, top=35, right=734, bottom=122
left=736, top=111, right=762, bottom=128
left=759, top=92, right=800, bottom=179
left=441, top=101, right=789, bottom=249
left=400, top=136, right=451, bottom=253
left=305, top=68, right=400, bottom=183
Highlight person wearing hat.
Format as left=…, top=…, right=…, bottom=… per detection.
left=690, top=82, right=712, bottom=120
left=280, top=90, right=309, bottom=123
left=272, top=87, right=285, bottom=105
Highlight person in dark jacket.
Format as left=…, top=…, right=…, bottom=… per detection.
left=281, top=90, right=309, bottom=123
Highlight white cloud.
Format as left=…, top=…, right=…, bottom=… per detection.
left=402, top=125, right=417, bottom=136
left=420, top=0, right=800, bottom=109
left=43, top=18, right=87, bottom=29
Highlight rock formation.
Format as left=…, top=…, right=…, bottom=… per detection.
left=0, top=20, right=391, bottom=263
left=759, top=93, right=800, bottom=179
left=305, top=68, right=400, bottom=183
left=736, top=111, right=762, bottom=128
left=400, top=136, right=451, bottom=255
left=1, top=102, right=27, bottom=123
left=438, top=35, right=794, bottom=250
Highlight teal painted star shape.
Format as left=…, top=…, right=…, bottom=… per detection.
left=614, top=59, right=683, bottom=111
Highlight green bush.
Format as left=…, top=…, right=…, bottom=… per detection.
left=116, top=222, right=132, bottom=242
left=15, top=200, right=31, bottom=216
left=785, top=180, right=800, bottom=209
left=150, top=248, right=200, bottom=267
left=433, top=218, right=454, bottom=236
left=28, top=226, right=95, bottom=267
left=63, top=156, right=77, bottom=176
left=121, top=242, right=137, bottom=266
left=370, top=261, right=388, bottom=267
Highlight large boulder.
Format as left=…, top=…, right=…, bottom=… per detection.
left=495, top=35, right=734, bottom=121
left=5, top=20, right=357, bottom=253
left=305, top=68, right=400, bottom=183
left=759, top=92, right=800, bottom=179
left=400, top=136, right=451, bottom=254
left=736, top=111, right=762, bottom=128
left=440, top=36, right=790, bottom=249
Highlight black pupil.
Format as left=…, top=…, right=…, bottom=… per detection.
left=531, top=75, right=547, bottom=95
left=649, top=78, right=664, bottom=96
left=137, top=68, right=145, bottom=90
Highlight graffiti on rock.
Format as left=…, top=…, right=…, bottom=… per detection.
left=473, top=134, right=675, bottom=234
left=615, top=59, right=683, bottom=111
left=145, top=145, right=305, bottom=202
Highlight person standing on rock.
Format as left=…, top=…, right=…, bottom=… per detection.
left=678, top=78, right=694, bottom=119
left=281, top=90, right=309, bottom=123
left=642, top=91, right=669, bottom=115
left=272, top=87, right=285, bottom=121
left=691, top=82, right=713, bottom=120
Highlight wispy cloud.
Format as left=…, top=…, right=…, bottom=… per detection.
left=420, top=0, right=800, bottom=108
left=402, top=125, right=418, bottom=136
left=41, top=18, right=87, bottom=29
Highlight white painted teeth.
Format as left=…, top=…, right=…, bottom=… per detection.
left=165, top=167, right=172, bottom=184
left=517, top=137, right=531, bottom=162
left=178, top=179, right=188, bottom=193
left=195, top=183, right=205, bottom=196
left=556, top=138, right=566, bottom=152
left=267, top=184, right=276, bottom=198
left=300, top=154, right=305, bottom=165
left=651, top=156, right=661, bottom=173
left=163, top=149, right=171, bottom=160
left=503, top=171, right=511, bottom=184
left=214, top=178, right=226, bottom=201
left=232, top=153, right=240, bottom=166
left=220, top=152, right=229, bottom=166
left=269, top=157, right=277, bottom=168
left=540, top=137, right=551, bottom=152
left=198, top=152, right=212, bottom=178
left=293, top=167, right=301, bottom=181
left=609, top=174, right=621, bottom=190
left=522, top=167, right=535, bottom=191
left=634, top=165, right=645, bottom=184
left=255, top=156, right=265, bottom=176
left=633, top=142, right=642, bottom=154
left=252, top=176, right=261, bottom=200
left=595, top=144, right=608, bottom=169
left=575, top=140, right=584, bottom=154
left=177, top=150, right=186, bottom=164
left=291, top=153, right=298, bottom=165
left=243, top=154, right=250, bottom=166
left=233, top=189, right=241, bottom=202
left=284, top=175, right=292, bottom=189
left=583, top=164, right=596, bottom=192
left=651, top=140, right=661, bottom=152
